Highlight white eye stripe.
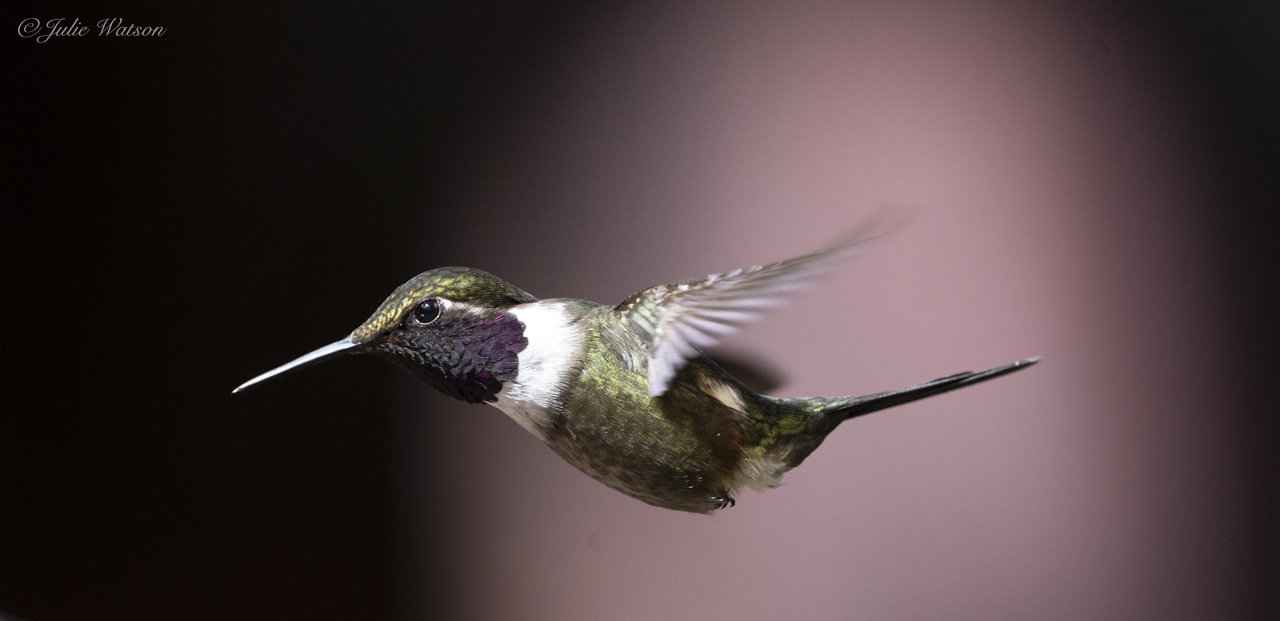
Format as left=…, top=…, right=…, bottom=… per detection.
left=407, top=298, right=481, bottom=325
left=443, top=300, right=490, bottom=317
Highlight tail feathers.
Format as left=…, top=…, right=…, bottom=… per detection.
left=769, top=357, right=1038, bottom=471
left=829, top=356, right=1040, bottom=421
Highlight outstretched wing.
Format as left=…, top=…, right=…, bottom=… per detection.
left=617, top=228, right=895, bottom=397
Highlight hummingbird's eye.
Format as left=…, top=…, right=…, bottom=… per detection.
left=412, top=298, right=442, bottom=325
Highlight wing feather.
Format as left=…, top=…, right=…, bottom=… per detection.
left=618, top=227, right=895, bottom=396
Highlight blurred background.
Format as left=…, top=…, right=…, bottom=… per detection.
left=3, top=1, right=1275, bottom=619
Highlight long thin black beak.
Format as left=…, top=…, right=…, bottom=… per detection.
left=232, top=338, right=359, bottom=393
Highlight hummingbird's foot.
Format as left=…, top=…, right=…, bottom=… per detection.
left=712, top=492, right=736, bottom=510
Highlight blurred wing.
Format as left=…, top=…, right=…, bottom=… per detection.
left=618, top=228, right=894, bottom=397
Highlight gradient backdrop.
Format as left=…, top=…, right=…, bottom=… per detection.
left=4, top=1, right=1275, bottom=620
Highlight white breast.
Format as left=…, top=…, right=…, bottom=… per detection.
left=492, top=301, right=583, bottom=439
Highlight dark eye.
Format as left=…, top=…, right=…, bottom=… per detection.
left=413, top=298, right=442, bottom=325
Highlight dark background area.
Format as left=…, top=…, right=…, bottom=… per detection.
left=2, top=1, right=1275, bottom=620
left=2, top=3, right=591, bottom=618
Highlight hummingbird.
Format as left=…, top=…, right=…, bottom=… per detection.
left=234, top=235, right=1038, bottom=514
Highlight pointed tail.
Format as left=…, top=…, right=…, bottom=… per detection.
left=769, top=357, right=1039, bottom=471
left=831, top=356, right=1040, bottom=421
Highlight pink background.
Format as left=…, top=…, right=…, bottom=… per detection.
left=392, top=2, right=1258, bottom=619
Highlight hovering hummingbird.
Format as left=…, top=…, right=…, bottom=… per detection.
left=235, top=234, right=1037, bottom=514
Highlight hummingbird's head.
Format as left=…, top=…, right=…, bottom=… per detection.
left=353, top=267, right=536, bottom=402
left=234, top=267, right=537, bottom=403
